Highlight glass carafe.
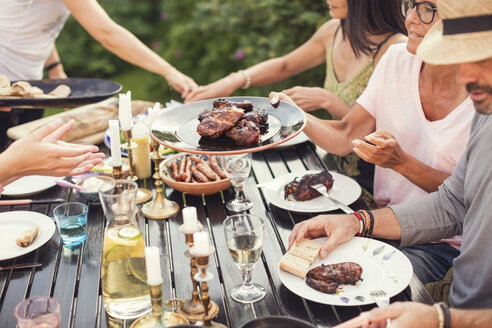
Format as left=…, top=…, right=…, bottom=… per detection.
left=99, top=180, right=151, bottom=319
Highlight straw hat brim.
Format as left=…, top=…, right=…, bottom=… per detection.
left=417, top=20, right=492, bottom=65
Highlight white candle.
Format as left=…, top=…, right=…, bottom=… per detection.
left=182, top=207, right=198, bottom=232
left=119, top=91, right=133, bottom=131
left=147, top=102, right=161, bottom=125
left=144, top=246, right=163, bottom=286
left=193, top=231, right=209, bottom=255
left=108, top=120, right=122, bottom=167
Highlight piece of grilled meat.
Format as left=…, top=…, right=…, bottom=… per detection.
left=306, top=262, right=363, bottom=294
left=226, top=120, right=260, bottom=146
left=197, top=106, right=244, bottom=139
left=284, top=171, right=334, bottom=201
left=213, top=99, right=253, bottom=112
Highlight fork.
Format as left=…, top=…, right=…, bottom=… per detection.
left=370, top=290, right=391, bottom=327
left=309, top=183, right=353, bottom=213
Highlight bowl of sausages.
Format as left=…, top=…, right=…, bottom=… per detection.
left=160, top=153, right=231, bottom=196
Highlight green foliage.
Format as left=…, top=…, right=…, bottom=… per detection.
left=56, top=0, right=329, bottom=103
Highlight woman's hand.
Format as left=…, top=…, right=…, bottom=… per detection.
left=185, top=73, right=243, bottom=103
left=268, top=91, right=298, bottom=107
left=0, top=118, right=104, bottom=184
left=352, top=129, right=408, bottom=169
left=282, top=86, right=331, bottom=112
left=164, top=67, right=198, bottom=99
left=288, top=213, right=359, bottom=258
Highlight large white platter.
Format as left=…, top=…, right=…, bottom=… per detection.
left=0, top=211, right=56, bottom=261
left=278, top=237, right=413, bottom=306
left=261, top=170, right=361, bottom=213
left=2, top=176, right=58, bottom=197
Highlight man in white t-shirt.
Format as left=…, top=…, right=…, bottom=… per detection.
left=269, top=0, right=474, bottom=285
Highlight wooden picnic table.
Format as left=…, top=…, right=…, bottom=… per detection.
left=0, top=141, right=433, bottom=327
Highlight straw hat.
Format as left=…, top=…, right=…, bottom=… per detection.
left=417, top=0, right=492, bottom=65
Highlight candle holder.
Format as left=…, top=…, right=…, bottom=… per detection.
left=189, top=245, right=226, bottom=328
left=142, top=139, right=179, bottom=219
left=130, top=284, right=189, bottom=328
left=121, top=129, right=138, bottom=181
left=112, top=165, right=123, bottom=180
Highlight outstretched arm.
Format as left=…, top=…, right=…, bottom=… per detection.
left=0, top=119, right=104, bottom=186
left=185, top=19, right=339, bottom=103
left=63, top=0, right=198, bottom=98
left=44, top=46, right=67, bottom=79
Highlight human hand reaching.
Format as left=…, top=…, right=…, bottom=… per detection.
left=288, top=213, right=359, bottom=258
left=185, top=75, right=241, bottom=103
left=282, top=86, right=331, bottom=112
left=352, top=129, right=408, bottom=169
left=164, top=67, right=199, bottom=99
left=0, top=118, right=104, bottom=185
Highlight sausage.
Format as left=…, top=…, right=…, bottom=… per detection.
left=191, top=164, right=209, bottom=183
left=209, top=156, right=228, bottom=179
left=184, top=157, right=193, bottom=182
left=178, top=156, right=186, bottom=177
left=197, top=163, right=219, bottom=181
left=171, top=161, right=180, bottom=181
left=189, top=155, right=206, bottom=166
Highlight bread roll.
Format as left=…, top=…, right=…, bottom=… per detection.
left=16, top=226, right=39, bottom=247
left=0, top=75, right=10, bottom=88
left=279, top=253, right=311, bottom=278
left=289, top=238, right=321, bottom=263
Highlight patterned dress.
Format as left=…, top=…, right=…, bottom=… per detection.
left=323, top=43, right=376, bottom=205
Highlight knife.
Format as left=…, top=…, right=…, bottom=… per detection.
left=0, top=198, right=65, bottom=206
left=310, top=183, right=353, bottom=214
left=0, top=263, right=42, bottom=271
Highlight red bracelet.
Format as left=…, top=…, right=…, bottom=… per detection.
left=353, top=211, right=364, bottom=236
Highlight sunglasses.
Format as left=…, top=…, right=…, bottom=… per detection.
left=402, top=0, right=438, bottom=24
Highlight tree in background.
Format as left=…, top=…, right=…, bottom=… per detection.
left=56, top=0, right=328, bottom=103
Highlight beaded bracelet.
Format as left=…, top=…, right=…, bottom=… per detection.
left=353, top=211, right=364, bottom=236
left=238, top=70, right=251, bottom=89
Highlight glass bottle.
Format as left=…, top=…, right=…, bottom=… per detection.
left=99, top=180, right=151, bottom=319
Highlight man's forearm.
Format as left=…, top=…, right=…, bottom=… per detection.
left=372, top=207, right=402, bottom=240
left=451, top=308, right=492, bottom=327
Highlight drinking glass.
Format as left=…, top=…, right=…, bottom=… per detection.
left=14, top=296, right=60, bottom=328
left=223, top=213, right=265, bottom=303
left=53, top=202, right=88, bottom=249
left=221, top=153, right=253, bottom=212
left=99, top=180, right=151, bottom=319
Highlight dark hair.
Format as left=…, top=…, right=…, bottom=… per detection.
left=340, top=0, right=407, bottom=57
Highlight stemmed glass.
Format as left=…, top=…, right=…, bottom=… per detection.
left=223, top=213, right=266, bottom=303
left=221, top=153, right=253, bottom=212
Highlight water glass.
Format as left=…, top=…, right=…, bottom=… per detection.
left=14, top=296, right=61, bottom=328
left=53, top=202, right=88, bottom=249
left=221, top=153, right=253, bottom=212
left=223, top=213, right=265, bottom=303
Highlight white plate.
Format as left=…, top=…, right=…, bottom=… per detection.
left=2, top=176, right=58, bottom=197
left=261, top=170, right=361, bottom=212
left=275, top=132, right=310, bottom=148
left=278, top=237, right=413, bottom=306
left=0, top=211, right=56, bottom=261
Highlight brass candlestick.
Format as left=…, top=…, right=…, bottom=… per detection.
left=122, top=129, right=138, bottom=181
left=141, top=139, right=179, bottom=219
left=189, top=245, right=225, bottom=328
left=177, top=224, right=210, bottom=323
left=112, top=165, right=123, bottom=180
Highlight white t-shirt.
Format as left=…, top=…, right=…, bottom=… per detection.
left=357, top=44, right=474, bottom=207
left=0, top=0, right=70, bottom=80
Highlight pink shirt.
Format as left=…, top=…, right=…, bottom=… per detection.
left=357, top=44, right=474, bottom=250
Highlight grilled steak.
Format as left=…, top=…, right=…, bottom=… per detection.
left=284, top=171, right=334, bottom=201
left=306, top=262, right=362, bottom=294
left=305, top=277, right=339, bottom=294
left=197, top=106, right=244, bottom=139
left=226, top=120, right=260, bottom=146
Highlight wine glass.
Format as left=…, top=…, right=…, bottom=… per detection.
left=221, top=153, right=253, bottom=212
left=223, top=213, right=266, bottom=303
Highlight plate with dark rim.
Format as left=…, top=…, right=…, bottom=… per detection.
left=150, top=96, right=306, bottom=155
left=0, top=78, right=122, bottom=109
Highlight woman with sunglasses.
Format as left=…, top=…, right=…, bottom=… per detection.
left=271, top=0, right=474, bottom=285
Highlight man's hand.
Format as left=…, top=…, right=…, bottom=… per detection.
left=360, top=302, right=438, bottom=328
left=0, top=106, right=11, bottom=112
left=289, top=213, right=359, bottom=258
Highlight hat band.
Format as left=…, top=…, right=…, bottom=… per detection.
left=443, top=15, right=492, bottom=35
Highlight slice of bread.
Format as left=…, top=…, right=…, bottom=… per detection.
left=279, top=253, right=311, bottom=278
left=289, top=238, right=322, bottom=263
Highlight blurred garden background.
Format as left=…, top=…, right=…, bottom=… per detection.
left=52, top=0, right=329, bottom=111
